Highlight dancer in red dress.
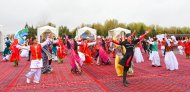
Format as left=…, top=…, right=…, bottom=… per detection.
left=184, top=38, right=190, bottom=58
left=56, top=37, right=66, bottom=63
left=9, top=39, right=20, bottom=66
left=79, top=38, right=95, bottom=64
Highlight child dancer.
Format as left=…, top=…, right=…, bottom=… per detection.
left=17, top=37, right=51, bottom=83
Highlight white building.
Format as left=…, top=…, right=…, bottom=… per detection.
left=0, top=25, right=5, bottom=52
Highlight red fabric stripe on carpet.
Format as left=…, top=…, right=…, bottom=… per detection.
left=4, top=62, right=30, bottom=92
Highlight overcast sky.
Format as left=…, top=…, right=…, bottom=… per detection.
left=0, top=0, right=190, bottom=34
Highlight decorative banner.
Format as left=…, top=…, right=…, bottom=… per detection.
left=14, top=28, right=28, bottom=44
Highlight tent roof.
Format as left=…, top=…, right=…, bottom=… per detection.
left=75, top=27, right=97, bottom=39
left=37, top=26, right=59, bottom=42
left=38, top=26, right=57, bottom=31
left=108, top=27, right=131, bottom=36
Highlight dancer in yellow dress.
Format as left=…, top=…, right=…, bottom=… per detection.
left=115, top=44, right=124, bottom=76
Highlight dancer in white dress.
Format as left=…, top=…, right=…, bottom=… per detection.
left=164, top=34, right=179, bottom=71
left=20, top=44, right=29, bottom=57
left=148, top=37, right=161, bottom=67
left=177, top=39, right=184, bottom=55
left=134, top=43, right=144, bottom=63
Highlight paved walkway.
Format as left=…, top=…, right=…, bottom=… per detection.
left=0, top=52, right=190, bottom=92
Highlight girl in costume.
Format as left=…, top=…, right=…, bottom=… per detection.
left=78, top=38, right=94, bottom=64
left=134, top=42, right=144, bottom=63
left=55, top=37, right=66, bottom=63
left=114, top=37, right=124, bottom=76
left=161, top=38, right=166, bottom=56
left=96, top=36, right=111, bottom=65
left=177, top=38, right=184, bottom=55
left=9, top=39, right=20, bottom=66
left=148, top=37, right=161, bottom=67
left=67, top=36, right=83, bottom=74
left=2, top=37, right=11, bottom=61
left=164, top=34, right=178, bottom=71
left=17, top=37, right=52, bottom=83
left=184, top=38, right=190, bottom=58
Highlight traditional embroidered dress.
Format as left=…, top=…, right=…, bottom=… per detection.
left=56, top=38, right=66, bottom=63
left=184, top=40, right=190, bottom=58
left=115, top=45, right=124, bottom=76
left=9, top=39, right=20, bottom=66
left=3, top=39, right=11, bottom=61
left=17, top=38, right=51, bottom=83
left=68, top=39, right=82, bottom=74
left=177, top=40, right=184, bottom=55
left=96, top=39, right=110, bottom=65
left=164, top=37, right=179, bottom=71
left=148, top=41, right=161, bottom=67
left=79, top=42, right=93, bottom=64
left=134, top=43, right=144, bottom=63
left=161, top=39, right=166, bottom=56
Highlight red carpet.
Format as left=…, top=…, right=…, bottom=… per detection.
left=0, top=52, right=190, bottom=92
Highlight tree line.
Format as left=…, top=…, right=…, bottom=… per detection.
left=25, top=19, right=190, bottom=39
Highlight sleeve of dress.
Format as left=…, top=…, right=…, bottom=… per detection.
left=165, top=37, right=171, bottom=46
left=147, top=41, right=154, bottom=45
left=41, top=39, right=51, bottom=47
left=77, top=42, right=82, bottom=45
left=77, top=42, right=83, bottom=46
left=53, top=40, right=58, bottom=44
left=16, top=45, right=30, bottom=50
left=112, top=40, right=121, bottom=45
left=139, top=33, right=148, bottom=41
left=88, top=42, right=96, bottom=46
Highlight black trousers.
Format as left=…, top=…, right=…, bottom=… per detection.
left=95, top=50, right=99, bottom=60
left=143, top=46, right=147, bottom=53
left=28, top=51, right=31, bottom=60
left=123, top=66, right=130, bottom=83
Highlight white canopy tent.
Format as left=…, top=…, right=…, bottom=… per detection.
left=37, top=26, right=58, bottom=43
left=156, top=34, right=165, bottom=41
left=0, top=25, right=5, bottom=52
left=108, top=27, right=131, bottom=37
left=75, top=27, right=97, bottom=40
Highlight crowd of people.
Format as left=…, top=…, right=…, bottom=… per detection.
left=1, top=31, right=190, bottom=87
